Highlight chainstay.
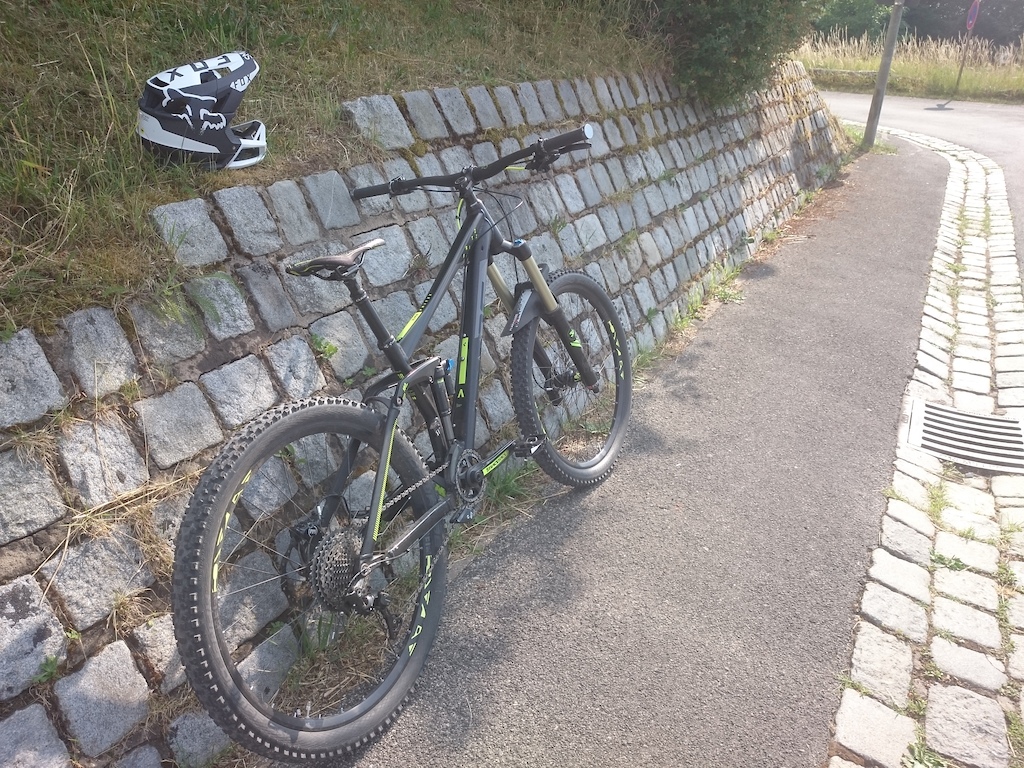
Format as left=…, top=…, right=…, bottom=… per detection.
left=379, top=460, right=449, bottom=516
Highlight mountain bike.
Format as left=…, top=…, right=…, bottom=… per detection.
left=171, top=123, right=632, bottom=763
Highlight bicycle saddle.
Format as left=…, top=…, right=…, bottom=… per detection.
left=286, top=237, right=385, bottom=278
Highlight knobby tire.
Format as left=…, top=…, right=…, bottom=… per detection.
left=171, top=397, right=447, bottom=763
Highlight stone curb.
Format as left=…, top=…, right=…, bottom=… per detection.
left=828, top=127, right=1020, bottom=768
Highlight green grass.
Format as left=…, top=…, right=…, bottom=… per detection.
left=797, top=30, right=1024, bottom=104
left=0, top=0, right=666, bottom=335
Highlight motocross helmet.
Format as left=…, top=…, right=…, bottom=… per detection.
left=137, top=51, right=266, bottom=170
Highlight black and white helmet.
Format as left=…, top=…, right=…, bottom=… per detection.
left=137, top=51, right=266, bottom=170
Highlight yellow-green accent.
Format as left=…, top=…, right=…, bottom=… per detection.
left=396, top=310, right=423, bottom=342
left=568, top=329, right=582, bottom=348
left=607, top=319, right=625, bottom=380
left=408, top=554, right=434, bottom=656
left=215, top=469, right=253, bottom=592
left=482, top=449, right=510, bottom=476
left=457, top=336, right=469, bottom=385
left=374, top=415, right=401, bottom=542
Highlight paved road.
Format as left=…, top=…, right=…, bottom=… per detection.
left=822, top=91, right=1024, bottom=270
left=354, top=141, right=950, bottom=765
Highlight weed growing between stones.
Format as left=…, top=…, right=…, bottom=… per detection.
left=902, top=737, right=950, bottom=768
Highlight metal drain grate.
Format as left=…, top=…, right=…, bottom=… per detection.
left=906, top=398, right=1024, bottom=473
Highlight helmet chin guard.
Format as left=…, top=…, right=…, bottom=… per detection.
left=137, top=51, right=266, bottom=170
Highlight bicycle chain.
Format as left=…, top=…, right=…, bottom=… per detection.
left=378, top=460, right=450, bottom=515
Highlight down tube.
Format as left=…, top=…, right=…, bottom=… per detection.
left=452, top=229, right=493, bottom=448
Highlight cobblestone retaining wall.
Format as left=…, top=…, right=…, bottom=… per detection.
left=0, top=62, right=845, bottom=767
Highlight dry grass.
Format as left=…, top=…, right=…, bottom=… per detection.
left=798, top=30, right=1024, bottom=102
left=0, top=0, right=665, bottom=335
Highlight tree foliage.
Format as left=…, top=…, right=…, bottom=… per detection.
left=814, top=0, right=1024, bottom=44
left=906, top=0, right=1024, bottom=45
left=651, top=0, right=825, bottom=105
left=814, top=0, right=891, bottom=37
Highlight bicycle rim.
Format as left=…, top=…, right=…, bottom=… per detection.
left=172, top=398, right=446, bottom=761
left=511, top=270, right=632, bottom=487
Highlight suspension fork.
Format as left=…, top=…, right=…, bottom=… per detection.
left=491, top=240, right=600, bottom=390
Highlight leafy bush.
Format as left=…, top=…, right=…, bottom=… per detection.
left=651, top=0, right=825, bottom=105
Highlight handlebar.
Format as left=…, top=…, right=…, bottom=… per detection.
left=351, top=124, right=594, bottom=200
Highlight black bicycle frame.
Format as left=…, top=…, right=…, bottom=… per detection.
left=330, top=185, right=600, bottom=569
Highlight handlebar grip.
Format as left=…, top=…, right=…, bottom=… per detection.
left=542, top=124, right=594, bottom=153
left=351, top=181, right=395, bottom=200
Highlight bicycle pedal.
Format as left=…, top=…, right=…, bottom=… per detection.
left=513, top=436, right=544, bottom=457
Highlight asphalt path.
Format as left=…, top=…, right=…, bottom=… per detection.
left=822, top=91, right=1024, bottom=271
left=351, top=140, right=950, bottom=767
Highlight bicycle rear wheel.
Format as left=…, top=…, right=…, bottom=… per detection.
left=510, top=270, right=632, bottom=487
left=171, top=397, right=446, bottom=762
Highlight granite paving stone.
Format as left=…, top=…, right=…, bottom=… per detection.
left=185, top=273, right=256, bottom=341
left=169, top=710, right=232, bottom=768
left=135, top=382, right=223, bottom=469
left=342, top=94, right=414, bottom=149
left=941, top=505, right=1000, bottom=541
left=833, top=689, right=916, bottom=768
left=434, top=87, right=476, bottom=135
left=492, top=85, right=524, bottom=127
left=0, top=704, right=70, bottom=768
left=58, top=416, right=149, bottom=509
left=212, top=185, right=282, bottom=256
left=0, top=574, right=67, bottom=701
left=933, top=596, right=1001, bottom=649
left=39, top=525, right=155, bottom=630
left=934, top=530, right=999, bottom=573
left=54, top=640, right=149, bottom=756
left=64, top=307, right=139, bottom=398
left=1007, top=595, right=1024, bottom=630
left=200, top=355, right=279, bottom=428
left=931, top=637, right=1007, bottom=692
left=402, top=89, right=448, bottom=139
left=128, top=299, right=206, bottom=366
left=265, top=336, right=326, bottom=400
left=850, top=622, right=912, bottom=707
left=0, top=329, right=66, bottom=428
left=266, top=179, right=319, bottom=246
left=115, top=745, right=164, bottom=768
left=0, top=449, right=66, bottom=546
left=535, top=80, right=564, bottom=121
left=236, top=262, right=301, bottom=333
left=925, top=685, right=1009, bottom=768
left=556, top=79, right=581, bottom=117
left=278, top=241, right=352, bottom=317
left=516, top=82, right=546, bottom=125
left=303, top=170, right=361, bottom=230
left=881, top=515, right=932, bottom=566
left=385, top=157, right=429, bottom=213
left=465, top=85, right=502, bottom=130
left=867, top=548, right=931, bottom=604
left=934, top=568, right=999, bottom=611
left=150, top=198, right=227, bottom=266
left=353, top=226, right=414, bottom=287
left=573, top=77, right=600, bottom=115
left=860, top=582, right=928, bottom=642
left=347, top=163, right=394, bottom=217
left=133, top=613, right=185, bottom=693
left=310, top=311, right=370, bottom=382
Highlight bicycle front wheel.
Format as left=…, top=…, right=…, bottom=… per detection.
left=171, top=397, right=446, bottom=763
left=510, top=270, right=632, bottom=487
